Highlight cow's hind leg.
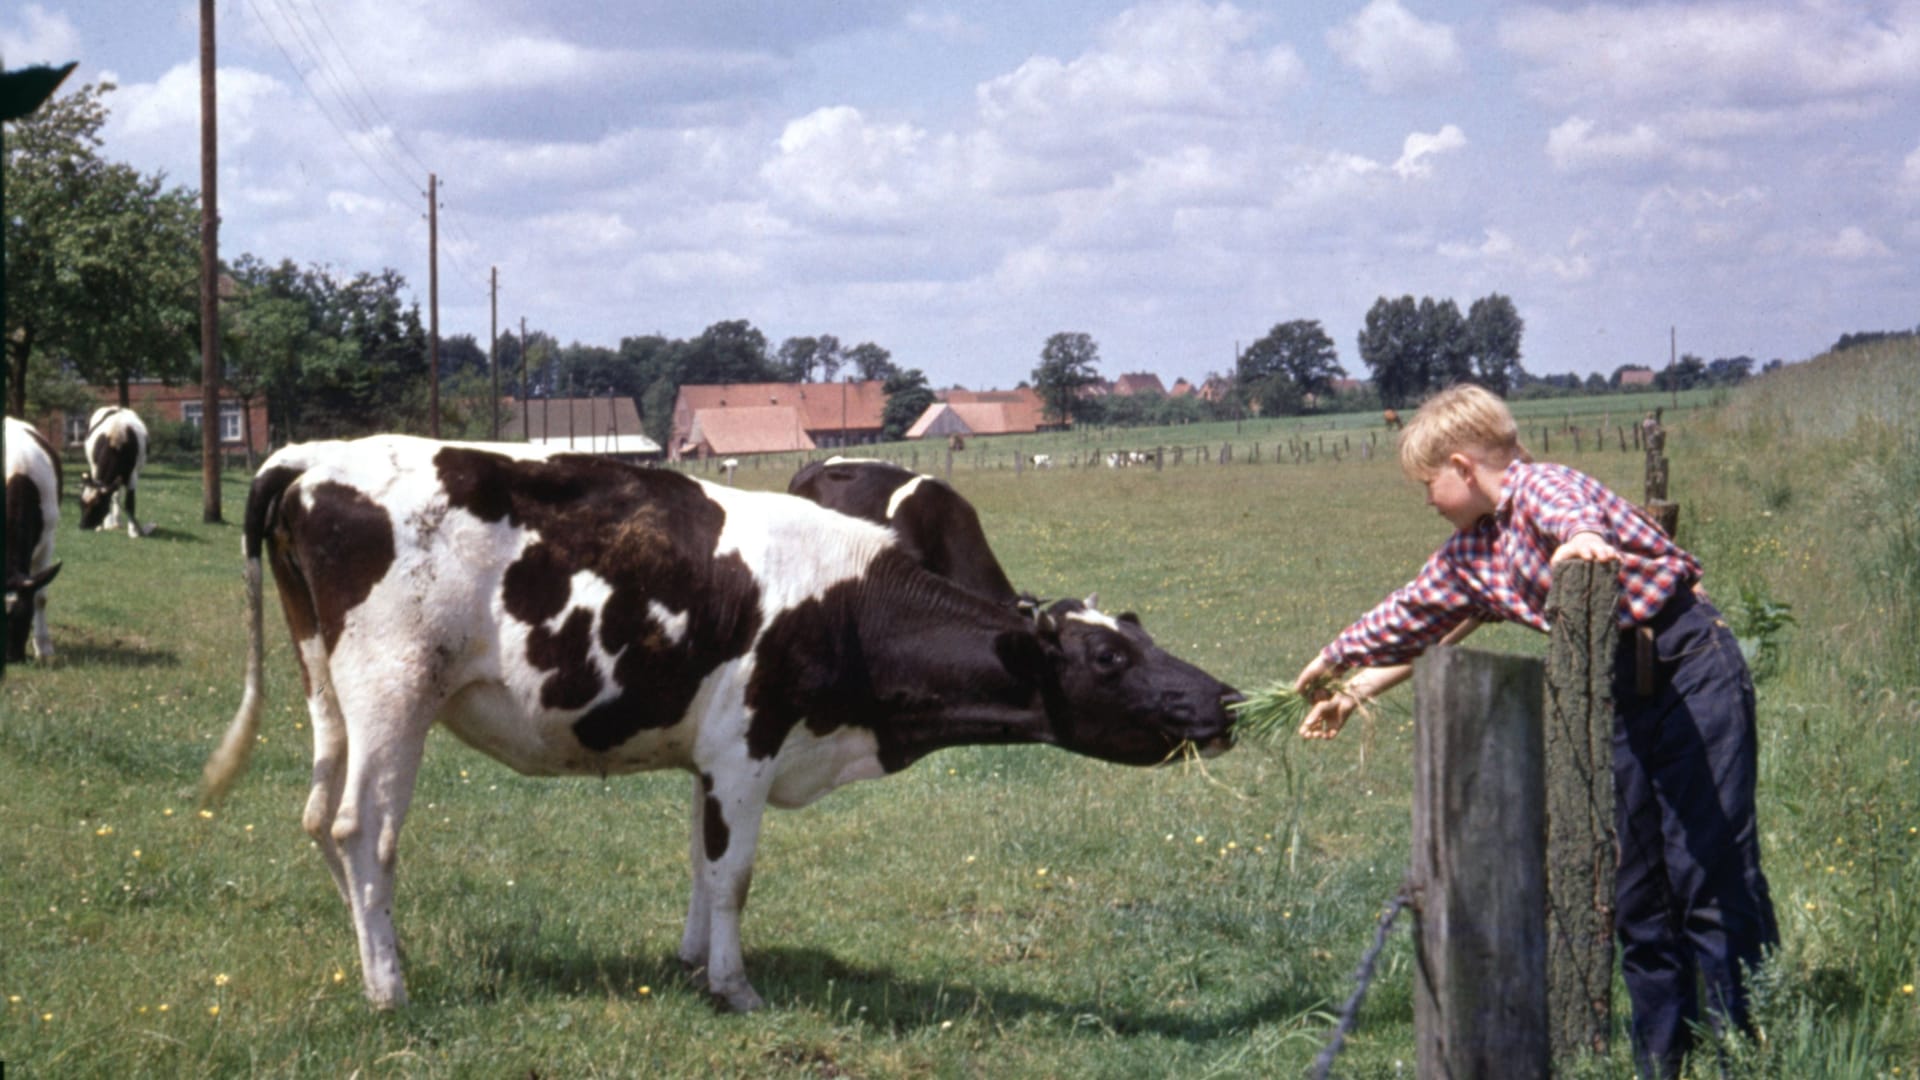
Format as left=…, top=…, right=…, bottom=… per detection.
left=330, top=675, right=435, bottom=1009
left=123, top=486, right=141, bottom=538
left=298, top=639, right=352, bottom=903
left=680, top=765, right=772, bottom=1012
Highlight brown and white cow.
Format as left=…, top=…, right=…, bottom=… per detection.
left=79, top=405, right=150, bottom=537
left=787, top=457, right=1019, bottom=604
left=5, top=417, right=63, bottom=662
left=202, top=436, right=1237, bottom=1011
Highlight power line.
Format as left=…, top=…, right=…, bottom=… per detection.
left=241, top=0, right=420, bottom=209
left=291, top=0, right=435, bottom=178
left=257, top=0, right=421, bottom=203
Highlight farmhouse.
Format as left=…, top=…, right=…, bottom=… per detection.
left=499, top=395, right=660, bottom=460
left=669, top=380, right=887, bottom=460
left=1618, top=367, right=1657, bottom=388
left=903, top=386, right=1049, bottom=440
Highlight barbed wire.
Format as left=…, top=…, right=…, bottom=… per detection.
left=1311, top=876, right=1413, bottom=1080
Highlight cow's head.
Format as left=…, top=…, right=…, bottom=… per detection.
left=999, top=597, right=1238, bottom=765
left=4, top=562, right=61, bottom=662
left=77, top=479, right=113, bottom=530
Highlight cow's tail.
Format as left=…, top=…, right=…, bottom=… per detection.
left=201, top=459, right=305, bottom=807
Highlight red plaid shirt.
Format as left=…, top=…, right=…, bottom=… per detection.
left=1324, top=460, right=1700, bottom=668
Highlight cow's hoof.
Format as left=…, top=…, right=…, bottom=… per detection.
left=709, top=984, right=765, bottom=1013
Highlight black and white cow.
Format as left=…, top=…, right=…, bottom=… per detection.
left=5, top=417, right=63, bottom=662
left=202, top=436, right=1237, bottom=1011
left=79, top=405, right=149, bottom=537
left=787, top=457, right=1019, bottom=604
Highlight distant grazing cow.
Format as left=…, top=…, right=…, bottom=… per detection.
left=788, top=457, right=1018, bottom=604
left=203, top=437, right=1237, bottom=1011
left=79, top=406, right=150, bottom=536
left=5, top=417, right=63, bottom=662
left=1029, top=453, right=1053, bottom=469
left=1382, top=408, right=1402, bottom=431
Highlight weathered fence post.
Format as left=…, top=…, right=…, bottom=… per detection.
left=1413, top=646, right=1549, bottom=1079
left=1545, top=560, right=1618, bottom=1062
left=1643, top=413, right=1678, bottom=535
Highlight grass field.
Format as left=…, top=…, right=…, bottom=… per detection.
left=3, top=372, right=1914, bottom=1078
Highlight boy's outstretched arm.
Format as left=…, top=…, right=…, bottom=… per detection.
left=1292, top=619, right=1482, bottom=740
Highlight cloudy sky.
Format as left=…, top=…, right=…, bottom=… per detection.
left=6, top=1, right=1917, bottom=390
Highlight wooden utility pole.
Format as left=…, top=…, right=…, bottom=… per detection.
left=428, top=172, right=440, bottom=438
left=520, top=316, right=529, bottom=441
left=199, top=0, right=222, bottom=522
left=489, top=265, right=499, bottom=439
left=1669, top=326, right=1678, bottom=411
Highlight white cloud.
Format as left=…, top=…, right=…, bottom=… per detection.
left=1808, top=225, right=1893, bottom=261
left=1903, top=143, right=1920, bottom=192
left=1327, top=0, right=1466, bottom=94
left=761, top=106, right=934, bottom=226
left=0, top=4, right=80, bottom=66
left=1500, top=2, right=1920, bottom=109
left=976, top=0, right=1304, bottom=155
left=1436, top=226, right=1592, bottom=282
left=1544, top=115, right=1731, bottom=174
left=1392, top=124, right=1467, bottom=179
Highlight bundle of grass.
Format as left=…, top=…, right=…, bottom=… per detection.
left=1228, top=677, right=1350, bottom=745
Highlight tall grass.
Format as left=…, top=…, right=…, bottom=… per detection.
left=0, top=365, right=1913, bottom=1077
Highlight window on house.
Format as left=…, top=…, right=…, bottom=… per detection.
left=64, top=415, right=90, bottom=446
left=181, top=401, right=244, bottom=443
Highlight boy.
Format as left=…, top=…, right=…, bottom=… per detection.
left=1293, top=384, right=1778, bottom=1079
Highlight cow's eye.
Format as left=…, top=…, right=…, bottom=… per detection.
left=1094, top=645, right=1125, bottom=669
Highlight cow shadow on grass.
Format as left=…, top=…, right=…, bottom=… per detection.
left=476, top=940, right=1328, bottom=1044
left=45, top=633, right=180, bottom=669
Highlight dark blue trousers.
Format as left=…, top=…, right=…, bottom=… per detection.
left=1611, top=589, right=1780, bottom=1079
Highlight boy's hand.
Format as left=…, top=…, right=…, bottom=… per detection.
left=1293, top=654, right=1351, bottom=739
left=1299, top=692, right=1359, bottom=740
left=1553, top=530, right=1620, bottom=565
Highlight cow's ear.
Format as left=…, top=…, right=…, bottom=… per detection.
left=994, top=629, right=1051, bottom=683
left=1117, top=611, right=1141, bottom=626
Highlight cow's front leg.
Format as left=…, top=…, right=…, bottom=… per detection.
left=123, top=487, right=141, bottom=538
left=681, top=767, right=770, bottom=1012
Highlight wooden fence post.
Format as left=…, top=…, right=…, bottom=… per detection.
left=1413, top=646, right=1549, bottom=1079
left=1544, top=560, right=1618, bottom=1062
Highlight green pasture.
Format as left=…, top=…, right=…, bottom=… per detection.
left=3, top=369, right=1915, bottom=1077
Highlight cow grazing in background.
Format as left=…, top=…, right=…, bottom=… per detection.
left=5, top=417, right=63, bottom=662
left=1382, top=408, right=1402, bottom=431
left=788, top=457, right=1019, bottom=604
left=79, top=406, right=150, bottom=537
left=203, top=436, right=1238, bottom=1012
left=1029, top=453, right=1053, bottom=469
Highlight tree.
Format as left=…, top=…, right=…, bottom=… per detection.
left=1237, top=319, right=1343, bottom=415
left=6, top=81, right=197, bottom=414
left=1706, top=355, right=1754, bottom=386
left=1421, top=297, right=1473, bottom=389
left=880, top=367, right=935, bottom=440
left=845, top=342, right=896, bottom=382
left=1467, top=294, right=1525, bottom=394
left=1357, top=296, right=1423, bottom=407
left=680, top=320, right=775, bottom=385
left=1654, top=353, right=1708, bottom=392
left=776, top=335, right=840, bottom=382
left=1031, top=332, right=1101, bottom=425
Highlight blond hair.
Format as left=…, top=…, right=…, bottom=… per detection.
left=1396, top=384, right=1527, bottom=480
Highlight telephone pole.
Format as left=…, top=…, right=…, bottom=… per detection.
left=489, top=265, right=499, bottom=440
left=428, top=172, right=440, bottom=438
left=199, top=0, right=222, bottom=522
